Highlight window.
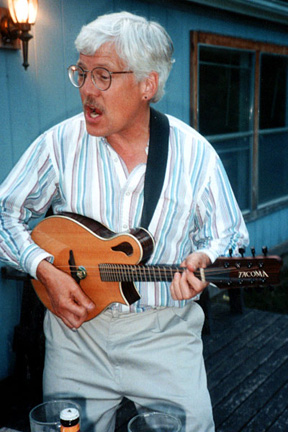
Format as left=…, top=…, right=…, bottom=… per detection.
left=259, top=54, right=288, bottom=205
left=190, top=32, right=288, bottom=217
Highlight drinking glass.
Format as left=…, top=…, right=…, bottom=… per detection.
left=29, top=400, right=81, bottom=432
left=128, top=411, right=182, bottom=432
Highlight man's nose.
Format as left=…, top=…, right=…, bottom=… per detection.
left=81, top=73, right=102, bottom=95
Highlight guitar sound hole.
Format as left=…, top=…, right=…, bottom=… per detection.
left=112, top=242, right=134, bottom=256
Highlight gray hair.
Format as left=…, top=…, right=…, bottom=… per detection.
left=75, top=11, right=174, bottom=103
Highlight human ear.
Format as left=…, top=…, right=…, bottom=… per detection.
left=142, top=71, right=159, bottom=101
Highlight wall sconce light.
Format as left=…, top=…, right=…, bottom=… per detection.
left=0, top=0, right=38, bottom=70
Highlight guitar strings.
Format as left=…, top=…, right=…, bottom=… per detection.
left=45, top=264, right=265, bottom=276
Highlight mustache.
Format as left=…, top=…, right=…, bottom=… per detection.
left=83, top=96, right=105, bottom=112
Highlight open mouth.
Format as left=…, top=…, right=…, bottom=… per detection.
left=86, top=105, right=102, bottom=119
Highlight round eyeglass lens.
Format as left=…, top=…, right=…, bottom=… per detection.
left=68, top=66, right=85, bottom=88
left=91, top=68, right=112, bottom=91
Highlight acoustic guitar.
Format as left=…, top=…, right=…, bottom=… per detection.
left=31, top=212, right=283, bottom=321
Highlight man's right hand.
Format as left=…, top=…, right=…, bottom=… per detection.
left=36, top=259, right=95, bottom=329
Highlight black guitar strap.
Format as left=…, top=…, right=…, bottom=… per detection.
left=140, top=107, right=170, bottom=230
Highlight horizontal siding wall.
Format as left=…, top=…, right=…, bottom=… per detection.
left=247, top=208, right=288, bottom=254
left=0, top=0, right=288, bottom=379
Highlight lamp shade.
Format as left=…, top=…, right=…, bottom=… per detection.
left=8, top=0, right=38, bottom=25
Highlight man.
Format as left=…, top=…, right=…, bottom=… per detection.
left=0, top=11, right=249, bottom=431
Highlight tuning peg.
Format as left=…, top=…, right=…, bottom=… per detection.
left=262, top=246, right=268, bottom=257
left=239, top=247, right=245, bottom=257
left=251, top=247, right=255, bottom=257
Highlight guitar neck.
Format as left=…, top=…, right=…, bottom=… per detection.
left=99, top=263, right=246, bottom=284
left=99, top=255, right=282, bottom=289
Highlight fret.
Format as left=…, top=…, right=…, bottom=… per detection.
left=158, top=266, right=163, bottom=281
left=152, top=266, right=157, bottom=282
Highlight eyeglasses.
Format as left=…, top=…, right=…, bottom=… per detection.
left=68, top=65, right=133, bottom=91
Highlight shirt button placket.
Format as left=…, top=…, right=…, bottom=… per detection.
left=121, top=190, right=132, bottom=231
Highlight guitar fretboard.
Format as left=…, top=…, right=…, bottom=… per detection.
left=99, top=264, right=187, bottom=282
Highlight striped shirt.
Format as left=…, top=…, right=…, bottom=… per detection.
left=0, top=112, right=249, bottom=312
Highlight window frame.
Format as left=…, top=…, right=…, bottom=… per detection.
left=190, top=31, right=288, bottom=221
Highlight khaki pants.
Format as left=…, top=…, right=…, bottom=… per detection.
left=43, top=301, right=215, bottom=432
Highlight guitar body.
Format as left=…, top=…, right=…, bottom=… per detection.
left=31, top=213, right=154, bottom=320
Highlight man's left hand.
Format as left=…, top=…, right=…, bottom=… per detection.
left=170, top=252, right=211, bottom=300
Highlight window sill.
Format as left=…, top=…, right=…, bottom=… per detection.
left=244, top=197, right=288, bottom=223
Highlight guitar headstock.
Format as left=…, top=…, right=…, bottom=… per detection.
left=208, top=248, right=283, bottom=289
